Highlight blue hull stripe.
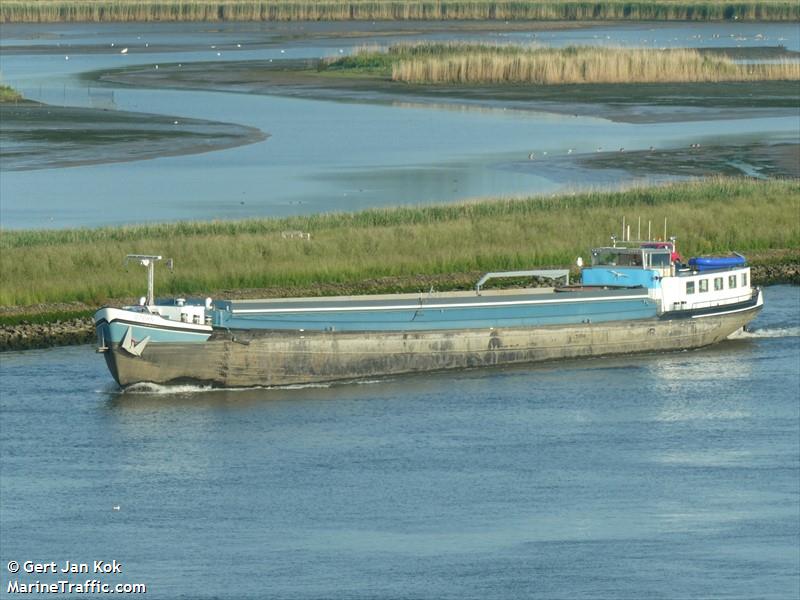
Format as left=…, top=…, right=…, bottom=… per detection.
left=220, top=298, right=657, bottom=332
left=99, top=320, right=211, bottom=344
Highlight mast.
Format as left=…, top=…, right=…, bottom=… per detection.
left=125, top=255, right=170, bottom=306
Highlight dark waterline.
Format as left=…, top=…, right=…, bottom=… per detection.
left=1, top=285, right=798, bottom=599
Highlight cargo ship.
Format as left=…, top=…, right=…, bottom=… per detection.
left=94, top=237, right=762, bottom=388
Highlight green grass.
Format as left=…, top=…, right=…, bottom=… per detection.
left=321, top=48, right=397, bottom=75
left=3, top=1, right=799, bottom=23
left=1, top=178, right=798, bottom=308
left=0, top=85, right=23, bottom=103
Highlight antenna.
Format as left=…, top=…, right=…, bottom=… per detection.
left=124, top=254, right=167, bottom=306
left=663, top=217, right=667, bottom=241
left=648, top=220, right=652, bottom=240
left=622, top=216, right=626, bottom=241
left=637, top=216, right=641, bottom=241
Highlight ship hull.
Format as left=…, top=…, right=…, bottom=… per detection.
left=102, top=303, right=760, bottom=388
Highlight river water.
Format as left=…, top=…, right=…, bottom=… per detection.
left=0, top=285, right=798, bottom=599
left=1, top=21, right=798, bottom=228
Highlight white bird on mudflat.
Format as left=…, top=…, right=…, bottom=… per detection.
left=120, top=48, right=128, bottom=54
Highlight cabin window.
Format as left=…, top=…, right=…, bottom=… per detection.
left=714, top=277, right=723, bottom=291
left=729, top=275, right=737, bottom=288
left=593, top=250, right=642, bottom=267
left=686, top=281, right=695, bottom=295
left=741, top=272, right=748, bottom=287
left=593, top=251, right=615, bottom=266
left=649, top=253, right=671, bottom=267
left=699, top=279, right=709, bottom=293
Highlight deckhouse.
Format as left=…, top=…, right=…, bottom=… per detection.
left=581, top=238, right=754, bottom=318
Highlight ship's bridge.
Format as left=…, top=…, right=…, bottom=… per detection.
left=581, top=245, right=673, bottom=289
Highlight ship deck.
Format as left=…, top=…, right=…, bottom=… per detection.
left=217, top=286, right=649, bottom=314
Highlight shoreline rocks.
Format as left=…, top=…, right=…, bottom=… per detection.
left=751, top=263, right=800, bottom=286
left=0, top=317, right=94, bottom=352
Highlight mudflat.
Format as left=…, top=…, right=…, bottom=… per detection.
left=94, top=58, right=800, bottom=124
left=0, top=102, right=267, bottom=171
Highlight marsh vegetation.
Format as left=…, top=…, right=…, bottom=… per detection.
left=1, top=179, right=797, bottom=307
left=322, top=43, right=800, bottom=84
left=3, top=1, right=799, bottom=23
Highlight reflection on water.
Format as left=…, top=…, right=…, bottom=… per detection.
left=87, top=86, right=117, bottom=110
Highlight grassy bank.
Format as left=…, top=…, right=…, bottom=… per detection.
left=323, top=43, right=800, bottom=84
left=1, top=179, right=798, bottom=308
left=3, top=1, right=799, bottom=23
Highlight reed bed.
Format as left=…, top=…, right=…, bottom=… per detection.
left=382, top=44, right=800, bottom=84
left=3, top=1, right=799, bottom=23
left=324, top=43, right=800, bottom=84
left=1, top=179, right=797, bottom=307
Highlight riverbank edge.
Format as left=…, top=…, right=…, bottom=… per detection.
left=1, top=261, right=796, bottom=352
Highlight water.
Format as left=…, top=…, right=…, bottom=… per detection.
left=1, top=21, right=798, bottom=229
left=1, top=285, right=798, bottom=599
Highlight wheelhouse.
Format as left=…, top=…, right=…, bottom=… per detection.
left=582, top=240, right=677, bottom=289
left=591, top=246, right=673, bottom=270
